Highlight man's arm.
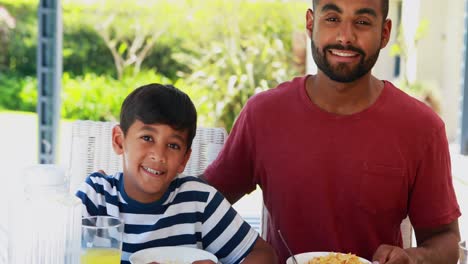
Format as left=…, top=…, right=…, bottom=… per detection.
left=373, top=219, right=460, bottom=264
left=199, top=173, right=245, bottom=204
left=242, top=237, right=278, bottom=264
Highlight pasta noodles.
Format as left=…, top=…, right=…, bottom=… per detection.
left=307, top=253, right=363, bottom=264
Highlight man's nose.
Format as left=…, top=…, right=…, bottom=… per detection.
left=336, top=22, right=356, bottom=45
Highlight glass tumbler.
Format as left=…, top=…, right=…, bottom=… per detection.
left=81, top=216, right=124, bottom=264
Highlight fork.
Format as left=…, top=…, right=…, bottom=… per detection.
left=277, top=229, right=298, bottom=264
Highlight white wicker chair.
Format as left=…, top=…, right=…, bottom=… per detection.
left=68, top=120, right=267, bottom=234
left=400, top=216, right=414, bottom=248
left=68, top=120, right=227, bottom=193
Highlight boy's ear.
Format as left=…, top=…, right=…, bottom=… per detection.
left=112, top=125, right=125, bottom=155
left=177, top=148, right=192, bottom=174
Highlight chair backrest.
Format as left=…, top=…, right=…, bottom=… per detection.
left=68, top=120, right=227, bottom=193
left=400, top=216, right=413, bottom=248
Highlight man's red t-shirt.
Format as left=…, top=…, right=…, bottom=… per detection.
left=205, top=76, right=460, bottom=263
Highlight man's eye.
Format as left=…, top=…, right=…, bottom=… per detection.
left=168, top=143, right=181, bottom=150
left=141, top=136, right=153, bottom=142
left=326, top=17, right=339, bottom=22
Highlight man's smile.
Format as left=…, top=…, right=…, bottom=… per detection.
left=328, top=49, right=360, bottom=57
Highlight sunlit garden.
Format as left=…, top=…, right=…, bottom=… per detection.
left=0, top=0, right=308, bottom=131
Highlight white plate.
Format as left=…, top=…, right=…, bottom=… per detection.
left=286, top=251, right=371, bottom=264
left=129, top=246, right=218, bottom=264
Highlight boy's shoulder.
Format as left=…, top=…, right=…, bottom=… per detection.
left=85, top=171, right=122, bottom=190
left=166, top=175, right=227, bottom=204
left=172, top=175, right=216, bottom=193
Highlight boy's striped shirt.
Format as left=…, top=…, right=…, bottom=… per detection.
left=76, top=172, right=258, bottom=264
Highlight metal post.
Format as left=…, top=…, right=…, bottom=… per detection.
left=37, top=0, right=62, bottom=163
left=461, top=0, right=468, bottom=155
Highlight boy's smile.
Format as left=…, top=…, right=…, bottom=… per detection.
left=112, top=120, right=191, bottom=203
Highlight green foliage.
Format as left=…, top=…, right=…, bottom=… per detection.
left=389, top=18, right=441, bottom=113
left=390, top=18, right=430, bottom=62
left=2, top=1, right=38, bottom=76
left=18, top=70, right=173, bottom=120
left=174, top=35, right=296, bottom=130
left=63, top=25, right=115, bottom=76
left=1, top=0, right=307, bottom=130
left=0, top=72, right=35, bottom=111
left=172, top=0, right=306, bottom=130
left=60, top=71, right=172, bottom=121
left=63, top=0, right=185, bottom=79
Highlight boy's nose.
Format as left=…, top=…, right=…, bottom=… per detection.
left=149, top=150, right=166, bottom=164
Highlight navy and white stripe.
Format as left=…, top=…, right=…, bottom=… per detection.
left=76, top=172, right=258, bottom=264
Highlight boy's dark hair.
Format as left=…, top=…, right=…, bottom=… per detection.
left=312, top=0, right=389, bottom=21
left=120, top=83, right=197, bottom=150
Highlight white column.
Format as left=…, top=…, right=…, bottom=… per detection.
left=441, top=0, right=466, bottom=142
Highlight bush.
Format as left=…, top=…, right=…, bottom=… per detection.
left=63, top=25, right=115, bottom=77
left=3, top=1, right=37, bottom=76
left=0, top=72, right=35, bottom=111
left=61, top=71, right=173, bottom=120
left=172, top=0, right=306, bottom=130
left=19, top=70, right=173, bottom=120
left=2, top=0, right=307, bottom=131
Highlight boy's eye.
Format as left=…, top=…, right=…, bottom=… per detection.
left=141, top=135, right=153, bottom=142
left=168, top=143, right=181, bottom=150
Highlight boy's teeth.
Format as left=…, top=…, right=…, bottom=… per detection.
left=144, top=167, right=162, bottom=175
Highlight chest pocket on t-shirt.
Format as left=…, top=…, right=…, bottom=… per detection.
left=357, top=163, right=407, bottom=216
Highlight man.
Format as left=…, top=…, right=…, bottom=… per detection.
left=203, top=0, right=461, bottom=263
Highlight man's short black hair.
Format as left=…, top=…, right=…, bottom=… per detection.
left=312, top=0, right=389, bottom=21
left=120, top=83, right=197, bottom=150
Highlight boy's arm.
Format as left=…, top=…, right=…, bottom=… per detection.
left=242, top=237, right=278, bottom=264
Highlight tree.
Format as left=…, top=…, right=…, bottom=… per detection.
left=73, top=0, right=172, bottom=79
left=0, top=6, right=15, bottom=71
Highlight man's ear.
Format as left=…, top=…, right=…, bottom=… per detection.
left=112, top=125, right=125, bottom=155
left=306, top=8, right=314, bottom=39
left=380, top=18, right=392, bottom=49
left=177, top=148, right=192, bottom=174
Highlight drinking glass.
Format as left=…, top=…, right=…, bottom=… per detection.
left=81, top=216, right=124, bottom=264
left=460, top=240, right=467, bottom=264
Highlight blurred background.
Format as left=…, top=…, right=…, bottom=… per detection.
left=0, top=0, right=467, bottom=256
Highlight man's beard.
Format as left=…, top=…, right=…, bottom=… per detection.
left=311, top=39, right=380, bottom=83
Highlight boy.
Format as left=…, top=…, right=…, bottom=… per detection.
left=76, top=83, right=277, bottom=264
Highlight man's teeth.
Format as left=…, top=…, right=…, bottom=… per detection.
left=331, top=50, right=356, bottom=57
left=144, top=167, right=163, bottom=175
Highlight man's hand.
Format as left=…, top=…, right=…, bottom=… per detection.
left=372, top=220, right=460, bottom=264
left=372, top=244, right=414, bottom=264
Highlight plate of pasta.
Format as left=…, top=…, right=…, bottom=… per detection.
left=286, top=252, right=371, bottom=264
